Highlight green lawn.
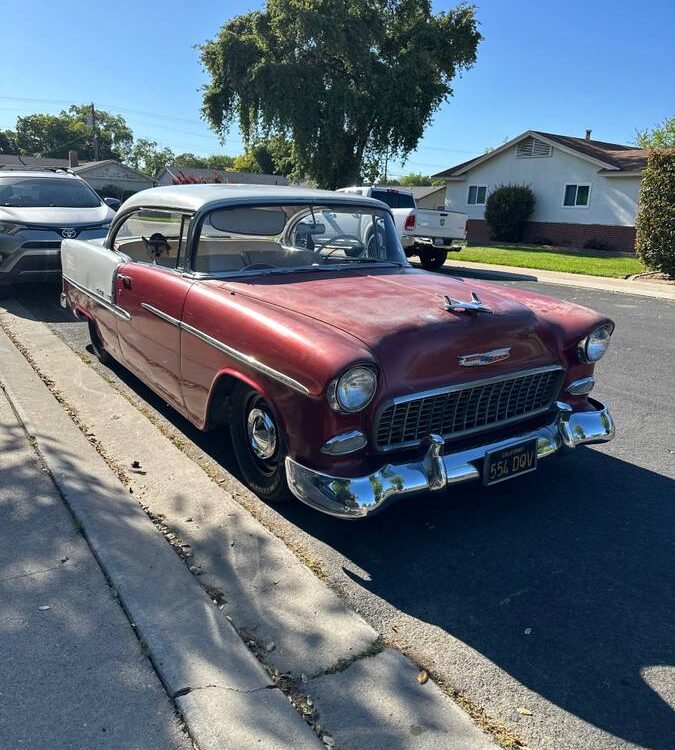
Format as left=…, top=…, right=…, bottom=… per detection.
left=452, top=244, right=645, bottom=278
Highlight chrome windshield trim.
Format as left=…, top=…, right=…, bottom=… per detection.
left=180, top=320, right=310, bottom=396
left=63, top=275, right=131, bottom=321
left=140, top=303, right=181, bottom=328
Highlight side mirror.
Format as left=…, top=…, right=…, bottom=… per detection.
left=104, top=197, right=121, bottom=211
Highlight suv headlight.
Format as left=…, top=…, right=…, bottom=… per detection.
left=578, top=325, right=613, bottom=363
left=0, top=221, right=25, bottom=235
left=328, top=366, right=377, bottom=412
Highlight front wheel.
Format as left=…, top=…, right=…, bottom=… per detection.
left=418, top=247, right=448, bottom=271
left=229, top=384, right=291, bottom=503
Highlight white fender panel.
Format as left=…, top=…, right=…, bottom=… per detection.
left=61, top=238, right=122, bottom=302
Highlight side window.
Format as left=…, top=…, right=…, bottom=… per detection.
left=112, top=209, right=190, bottom=268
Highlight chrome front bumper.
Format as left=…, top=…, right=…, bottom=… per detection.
left=286, top=399, right=615, bottom=519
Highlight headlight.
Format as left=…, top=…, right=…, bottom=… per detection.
left=328, top=366, right=377, bottom=412
left=0, top=221, right=25, bottom=235
left=578, top=325, right=613, bottom=363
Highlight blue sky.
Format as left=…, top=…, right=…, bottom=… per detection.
left=1, top=0, right=673, bottom=177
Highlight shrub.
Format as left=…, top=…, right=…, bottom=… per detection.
left=636, top=150, right=675, bottom=277
left=485, top=184, right=536, bottom=242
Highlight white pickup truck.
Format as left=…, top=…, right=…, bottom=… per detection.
left=337, top=185, right=466, bottom=270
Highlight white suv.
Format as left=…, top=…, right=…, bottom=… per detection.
left=0, top=170, right=115, bottom=295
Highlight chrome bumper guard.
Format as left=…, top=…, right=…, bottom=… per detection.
left=286, top=399, right=615, bottom=519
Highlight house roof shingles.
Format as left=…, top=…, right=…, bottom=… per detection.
left=433, top=131, right=649, bottom=178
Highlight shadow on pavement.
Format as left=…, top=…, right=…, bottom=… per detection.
left=411, top=260, right=539, bottom=283
left=277, top=447, right=675, bottom=750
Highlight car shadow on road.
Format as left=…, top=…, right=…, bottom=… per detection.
left=411, top=260, right=539, bottom=283
left=277, top=447, right=675, bottom=750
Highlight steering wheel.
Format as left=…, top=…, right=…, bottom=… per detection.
left=316, top=234, right=366, bottom=258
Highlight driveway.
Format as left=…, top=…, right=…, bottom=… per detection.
left=11, top=273, right=675, bottom=750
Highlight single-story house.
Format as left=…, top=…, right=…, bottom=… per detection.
left=432, top=130, right=648, bottom=251
left=410, top=185, right=446, bottom=210
left=0, top=153, right=154, bottom=199
left=155, top=166, right=289, bottom=187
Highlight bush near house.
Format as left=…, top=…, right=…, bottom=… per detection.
left=485, top=184, right=536, bottom=242
left=636, top=150, right=675, bottom=277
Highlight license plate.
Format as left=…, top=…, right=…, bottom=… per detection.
left=483, top=439, right=538, bottom=486
left=433, top=237, right=445, bottom=246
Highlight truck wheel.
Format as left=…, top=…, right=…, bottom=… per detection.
left=88, top=320, right=113, bottom=365
left=419, top=248, right=448, bottom=271
left=230, top=384, right=291, bottom=503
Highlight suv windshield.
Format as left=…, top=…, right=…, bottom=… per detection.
left=0, top=176, right=102, bottom=208
left=193, top=203, right=408, bottom=275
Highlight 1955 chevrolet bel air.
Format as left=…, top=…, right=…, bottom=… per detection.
left=60, top=184, right=615, bottom=519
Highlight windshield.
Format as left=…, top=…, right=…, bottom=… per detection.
left=0, top=176, right=102, bottom=208
left=193, top=203, right=408, bottom=275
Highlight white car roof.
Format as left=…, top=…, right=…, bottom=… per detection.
left=0, top=169, right=84, bottom=180
left=122, top=183, right=389, bottom=213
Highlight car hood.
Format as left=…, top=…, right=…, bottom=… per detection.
left=0, top=204, right=113, bottom=226
left=221, top=268, right=565, bottom=394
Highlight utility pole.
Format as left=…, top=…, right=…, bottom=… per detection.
left=91, top=102, right=99, bottom=161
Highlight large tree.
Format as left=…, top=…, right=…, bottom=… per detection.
left=232, top=136, right=299, bottom=179
left=7, top=105, right=133, bottom=161
left=200, top=0, right=481, bottom=189
left=635, top=116, right=675, bottom=149
left=127, top=138, right=175, bottom=177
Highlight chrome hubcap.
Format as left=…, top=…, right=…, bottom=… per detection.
left=247, top=407, right=278, bottom=460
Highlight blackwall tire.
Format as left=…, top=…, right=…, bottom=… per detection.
left=229, top=384, right=292, bottom=504
left=88, top=320, right=113, bottom=365
left=419, top=248, right=448, bottom=271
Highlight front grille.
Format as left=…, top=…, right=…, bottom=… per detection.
left=375, top=366, right=563, bottom=451
left=20, top=241, right=62, bottom=249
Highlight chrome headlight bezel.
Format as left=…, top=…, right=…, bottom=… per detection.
left=328, top=365, right=378, bottom=413
left=578, top=324, right=613, bottom=363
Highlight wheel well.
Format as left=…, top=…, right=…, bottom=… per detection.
left=205, top=373, right=259, bottom=431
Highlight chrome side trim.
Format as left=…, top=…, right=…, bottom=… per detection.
left=141, top=303, right=181, bottom=328
left=63, top=275, right=131, bottom=321
left=180, top=320, right=310, bottom=396
left=286, top=398, right=615, bottom=519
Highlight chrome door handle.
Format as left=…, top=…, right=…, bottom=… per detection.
left=117, top=274, right=132, bottom=289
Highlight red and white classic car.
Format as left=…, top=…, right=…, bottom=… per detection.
left=61, top=185, right=615, bottom=519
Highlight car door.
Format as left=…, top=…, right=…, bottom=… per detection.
left=110, top=209, right=193, bottom=409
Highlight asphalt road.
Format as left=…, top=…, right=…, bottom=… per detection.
left=11, top=269, right=675, bottom=750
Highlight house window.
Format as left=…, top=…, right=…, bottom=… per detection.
left=563, top=184, right=591, bottom=207
left=467, top=185, right=487, bottom=205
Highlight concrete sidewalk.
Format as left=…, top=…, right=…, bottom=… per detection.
left=0, top=388, right=192, bottom=750
left=441, top=258, right=675, bottom=301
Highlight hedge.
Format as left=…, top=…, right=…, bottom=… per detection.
left=636, top=150, right=675, bottom=277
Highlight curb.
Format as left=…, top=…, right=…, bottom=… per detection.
left=0, top=325, right=323, bottom=750
left=440, top=258, right=675, bottom=301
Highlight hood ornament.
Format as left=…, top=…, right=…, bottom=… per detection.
left=459, top=347, right=511, bottom=366
left=443, top=292, right=493, bottom=315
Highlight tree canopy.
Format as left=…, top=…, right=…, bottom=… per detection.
left=635, top=116, right=675, bottom=149
left=1, top=105, right=133, bottom=161
left=200, top=0, right=481, bottom=188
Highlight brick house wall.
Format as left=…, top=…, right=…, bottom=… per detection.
left=467, top=219, right=636, bottom=251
